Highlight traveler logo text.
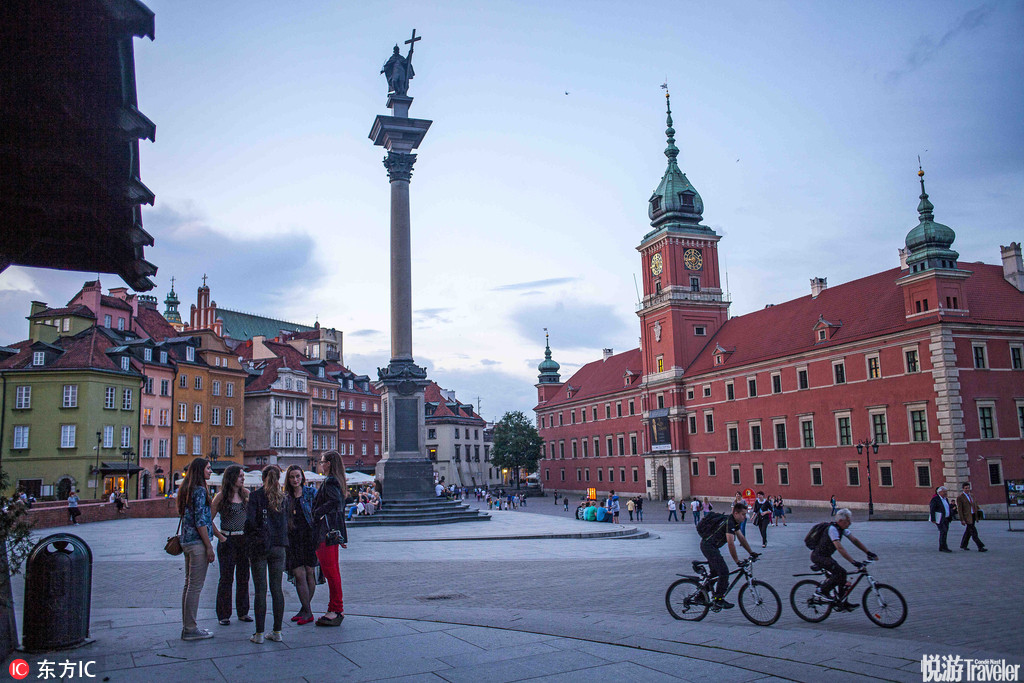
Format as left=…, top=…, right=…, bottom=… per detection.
left=922, top=656, right=1021, bottom=682
left=7, top=660, right=96, bottom=680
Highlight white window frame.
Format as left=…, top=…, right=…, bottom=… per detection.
left=777, top=463, right=790, bottom=486
left=193, top=435, right=201, bottom=455
left=749, top=421, right=763, bottom=451
left=878, top=460, right=894, bottom=487
left=725, top=381, right=735, bottom=400
left=846, top=462, right=861, bottom=487
left=60, top=424, right=76, bottom=448
left=62, top=384, right=78, bottom=408
left=226, top=382, right=234, bottom=397
left=914, top=460, right=932, bottom=488
left=122, top=388, right=132, bottom=411
left=800, top=417, right=815, bottom=448
left=212, top=381, right=220, bottom=396
left=707, top=458, right=717, bottom=477
left=832, top=360, right=846, bottom=385
left=15, top=386, right=31, bottom=409
left=866, top=353, right=881, bottom=380
left=772, top=419, right=787, bottom=450
left=730, top=464, right=741, bottom=486
left=177, top=435, right=187, bottom=455
left=103, top=425, right=114, bottom=448
left=211, top=407, right=220, bottom=426
left=796, top=366, right=809, bottom=390
left=32, top=351, right=45, bottom=366
left=1010, top=343, right=1024, bottom=371
left=976, top=401, right=997, bottom=439
left=121, top=426, right=131, bottom=448
left=771, top=372, right=782, bottom=394
left=753, top=464, right=764, bottom=486
left=971, top=342, right=988, bottom=370
left=12, top=426, right=29, bottom=449
left=186, top=347, right=195, bottom=362
left=691, top=458, right=699, bottom=476
left=907, top=403, right=929, bottom=442
left=810, top=462, right=823, bottom=487
left=987, top=459, right=1004, bottom=487
left=226, top=408, right=234, bottom=427
left=903, top=345, right=920, bottom=373
left=121, top=356, right=131, bottom=372
left=194, top=404, right=202, bottom=423
left=835, top=411, right=852, bottom=446
left=869, top=408, right=889, bottom=444
left=704, top=411, right=714, bottom=433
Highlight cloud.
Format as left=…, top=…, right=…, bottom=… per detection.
left=479, top=359, right=500, bottom=366
left=0, top=267, right=105, bottom=345
left=491, top=277, right=580, bottom=292
left=414, top=307, right=453, bottom=324
left=510, top=299, right=632, bottom=351
left=142, top=204, right=321, bottom=313
left=349, top=329, right=382, bottom=337
left=884, top=4, right=994, bottom=85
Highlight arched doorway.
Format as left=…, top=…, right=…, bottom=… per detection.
left=141, top=472, right=150, bottom=499
left=56, top=476, right=75, bottom=501
left=657, top=466, right=668, bottom=500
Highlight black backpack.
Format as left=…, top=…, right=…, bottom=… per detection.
left=697, top=512, right=729, bottom=540
left=805, top=521, right=835, bottom=550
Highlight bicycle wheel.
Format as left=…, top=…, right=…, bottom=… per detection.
left=862, top=583, right=907, bottom=628
left=738, top=580, right=782, bottom=626
left=665, top=578, right=710, bottom=621
left=790, top=579, right=833, bottom=623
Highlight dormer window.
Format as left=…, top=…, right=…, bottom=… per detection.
left=818, top=330, right=826, bottom=341
left=185, top=347, right=195, bottom=362
left=160, top=351, right=167, bottom=364
left=144, top=348, right=152, bottom=362
left=679, top=192, right=694, bottom=210
left=714, top=354, right=723, bottom=366
left=32, top=351, right=45, bottom=366
left=651, top=196, right=661, bottom=211
left=121, top=356, right=131, bottom=371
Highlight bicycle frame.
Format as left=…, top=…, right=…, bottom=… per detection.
left=792, top=562, right=881, bottom=601
left=681, top=559, right=756, bottom=599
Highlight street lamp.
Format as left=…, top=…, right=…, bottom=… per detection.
left=121, top=448, right=136, bottom=500
left=93, top=431, right=102, bottom=499
left=855, top=438, right=879, bottom=517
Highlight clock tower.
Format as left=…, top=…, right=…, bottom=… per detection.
left=637, top=92, right=730, bottom=501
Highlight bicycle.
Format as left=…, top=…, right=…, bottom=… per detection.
left=790, top=559, right=907, bottom=628
left=665, top=555, right=781, bottom=626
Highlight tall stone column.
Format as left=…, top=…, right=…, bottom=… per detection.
left=370, top=92, right=433, bottom=498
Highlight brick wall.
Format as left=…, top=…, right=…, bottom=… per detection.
left=24, top=497, right=177, bottom=529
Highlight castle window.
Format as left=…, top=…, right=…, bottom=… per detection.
left=651, top=197, right=661, bottom=211
left=654, top=280, right=662, bottom=294
left=690, top=277, right=700, bottom=292
left=694, top=326, right=706, bottom=336
left=679, top=192, right=694, bottom=209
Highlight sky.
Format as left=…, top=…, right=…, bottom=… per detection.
left=2, top=1, right=1022, bottom=421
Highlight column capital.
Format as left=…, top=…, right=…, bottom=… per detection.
left=383, top=151, right=417, bottom=182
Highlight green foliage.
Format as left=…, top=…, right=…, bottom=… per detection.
left=490, top=411, right=543, bottom=485
left=0, top=471, right=35, bottom=576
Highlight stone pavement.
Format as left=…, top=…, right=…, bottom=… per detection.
left=7, top=507, right=1023, bottom=681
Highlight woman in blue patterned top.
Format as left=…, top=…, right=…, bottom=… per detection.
left=178, top=457, right=223, bottom=641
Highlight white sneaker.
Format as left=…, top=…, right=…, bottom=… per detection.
left=250, top=632, right=264, bottom=644
left=181, top=628, right=214, bottom=641
left=266, top=631, right=283, bottom=642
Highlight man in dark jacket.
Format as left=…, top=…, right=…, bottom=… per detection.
left=929, top=486, right=954, bottom=552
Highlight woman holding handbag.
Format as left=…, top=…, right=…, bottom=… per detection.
left=246, top=466, right=289, bottom=644
left=178, top=457, right=223, bottom=641
left=313, top=450, right=348, bottom=627
left=284, top=465, right=319, bottom=625
left=211, top=465, right=252, bottom=626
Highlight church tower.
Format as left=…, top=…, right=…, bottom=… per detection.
left=636, top=92, right=729, bottom=381
left=163, top=276, right=185, bottom=331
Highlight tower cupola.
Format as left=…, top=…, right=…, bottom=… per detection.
left=904, top=167, right=959, bottom=273
left=163, top=276, right=182, bottom=325
left=537, top=331, right=561, bottom=384
left=647, top=92, right=708, bottom=233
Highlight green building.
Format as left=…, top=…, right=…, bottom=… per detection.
left=0, top=328, right=143, bottom=500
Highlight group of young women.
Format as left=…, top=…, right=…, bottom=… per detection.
left=176, top=450, right=349, bottom=642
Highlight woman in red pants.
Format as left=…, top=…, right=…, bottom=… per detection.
left=313, top=450, right=347, bottom=626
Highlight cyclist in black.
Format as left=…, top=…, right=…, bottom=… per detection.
left=701, top=502, right=759, bottom=610
left=811, top=508, right=878, bottom=609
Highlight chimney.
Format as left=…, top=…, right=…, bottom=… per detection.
left=810, top=277, right=827, bottom=298
left=898, top=247, right=908, bottom=270
left=602, top=348, right=613, bottom=361
left=1001, top=242, right=1024, bottom=292
left=251, top=335, right=275, bottom=360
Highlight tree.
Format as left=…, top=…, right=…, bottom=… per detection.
left=490, top=411, right=543, bottom=489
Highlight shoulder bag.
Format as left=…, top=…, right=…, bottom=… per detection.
left=164, top=515, right=184, bottom=556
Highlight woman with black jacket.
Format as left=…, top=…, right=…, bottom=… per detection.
left=246, top=466, right=289, bottom=643
left=751, top=491, right=774, bottom=548
left=313, top=450, right=348, bottom=627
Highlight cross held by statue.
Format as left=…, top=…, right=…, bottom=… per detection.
left=405, top=29, right=421, bottom=49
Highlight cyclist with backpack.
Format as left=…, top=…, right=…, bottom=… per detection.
left=697, top=502, right=759, bottom=610
left=807, top=508, right=878, bottom=609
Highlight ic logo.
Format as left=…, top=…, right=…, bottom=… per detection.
left=8, top=659, right=29, bottom=680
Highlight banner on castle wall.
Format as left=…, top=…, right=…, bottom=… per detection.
left=1006, top=479, right=1024, bottom=507
left=650, top=408, right=671, bottom=452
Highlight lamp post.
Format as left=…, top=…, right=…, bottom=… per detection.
left=121, top=448, right=136, bottom=500
left=93, top=431, right=102, bottom=499
left=855, top=438, right=879, bottom=517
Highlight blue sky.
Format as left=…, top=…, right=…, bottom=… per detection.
left=1, top=1, right=1021, bottom=420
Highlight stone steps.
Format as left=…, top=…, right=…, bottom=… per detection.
left=347, top=497, right=490, bottom=526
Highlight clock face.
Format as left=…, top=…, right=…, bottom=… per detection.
left=650, top=253, right=663, bottom=275
left=684, top=248, right=703, bottom=271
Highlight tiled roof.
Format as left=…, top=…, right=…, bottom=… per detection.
left=215, top=308, right=314, bottom=341
left=100, top=295, right=133, bottom=311
left=686, top=263, right=1024, bottom=375
left=0, top=328, right=128, bottom=373
left=28, top=304, right=96, bottom=320
left=135, top=306, right=179, bottom=341
left=538, top=348, right=643, bottom=410
left=424, top=382, right=485, bottom=423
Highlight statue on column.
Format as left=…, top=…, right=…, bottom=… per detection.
left=381, top=29, right=420, bottom=97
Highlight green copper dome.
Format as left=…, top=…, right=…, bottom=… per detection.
left=647, top=92, right=708, bottom=233
left=163, top=276, right=182, bottom=325
left=537, top=332, right=561, bottom=384
left=904, top=169, right=958, bottom=272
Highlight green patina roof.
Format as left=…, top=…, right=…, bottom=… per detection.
left=646, top=92, right=713, bottom=239
left=216, top=308, right=314, bottom=340
left=904, top=170, right=958, bottom=269
left=537, top=332, right=560, bottom=383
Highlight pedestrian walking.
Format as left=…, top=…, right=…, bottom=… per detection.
left=667, top=498, right=678, bottom=522
left=929, top=486, right=954, bottom=552
left=635, top=496, right=644, bottom=522
left=751, top=491, right=772, bottom=548
left=626, top=497, right=635, bottom=521
left=178, top=457, right=218, bottom=641
left=211, top=465, right=252, bottom=626
left=554, top=490, right=559, bottom=505
left=830, top=495, right=837, bottom=517
left=702, top=497, right=712, bottom=519
left=679, top=499, right=687, bottom=524
left=956, top=482, right=988, bottom=552
left=775, top=496, right=788, bottom=526
left=67, top=490, right=81, bottom=525
left=563, top=496, right=569, bottom=511
left=284, top=465, right=320, bottom=625
left=690, top=498, right=701, bottom=527
left=313, top=450, right=348, bottom=627
left=246, top=466, right=288, bottom=644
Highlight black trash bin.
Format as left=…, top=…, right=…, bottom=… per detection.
left=22, top=533, right=92, bottom=652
